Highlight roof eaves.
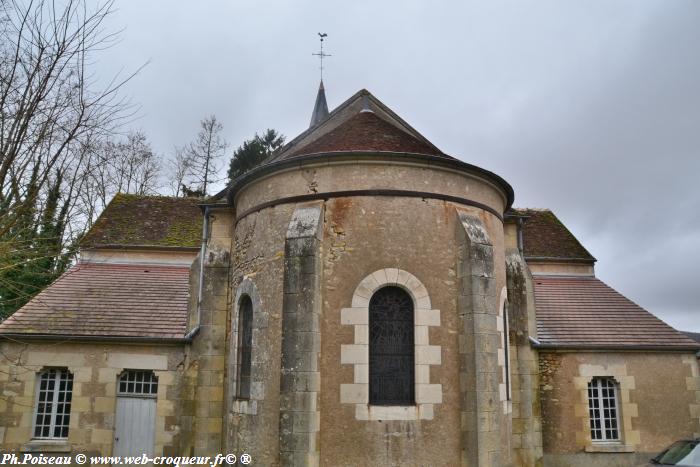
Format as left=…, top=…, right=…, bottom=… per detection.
left=530, top=341, right=700, bottom=352
left=226, top=151, right=515, bottom=209
left=0, top=333, right=191, bottom=344
left=526, top=256, right=597, bottom=263
left=84, top=244, right=200, bottom=252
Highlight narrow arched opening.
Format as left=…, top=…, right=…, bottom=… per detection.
left=369, top=286, right=415, bottom=405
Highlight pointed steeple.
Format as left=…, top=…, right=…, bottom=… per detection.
left=309, top=80, right=329, bottom=128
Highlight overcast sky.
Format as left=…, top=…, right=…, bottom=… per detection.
left=98, top=0, right=699, bottom=332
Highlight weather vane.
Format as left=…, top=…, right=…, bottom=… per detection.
left=312, top=33, right=331, bottom=81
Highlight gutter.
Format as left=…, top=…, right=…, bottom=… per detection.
left=0, top=333, right=192, bottom=344
left=517, top=217, right=525, bottom=255
left=528, top=336, right=700, bottom=352
left=525, top=256, right=597, bottom=264
left=184, top=205, right=211, bottom=340
left=83, top=244, right=200, bottom=252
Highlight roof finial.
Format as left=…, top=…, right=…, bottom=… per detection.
left=312, top=33, right=331, bottom=82
left=310, top=33, right=330, bottom=127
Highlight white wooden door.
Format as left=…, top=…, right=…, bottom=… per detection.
left=114, top=396, right=156, bottom=458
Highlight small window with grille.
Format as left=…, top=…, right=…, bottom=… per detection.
left=118, top=370, right=158, bottom=397
left=588, top=377, right=621, bottom=442
left=33, top=368, right=73, bottom=439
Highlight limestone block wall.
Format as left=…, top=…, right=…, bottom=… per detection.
left=506, top=251, right=544, bottom=467
left=0, top=342, right=187, bottom=456
left=455, top=210, right=508, bottom=467
left=227, top=157, right=512, bottom=466
left=539, top=351, right=700, bottom=467
left=316, top=196, right=507, bottom=467
left=278, top=203, right=324, bottom=466
left=189, top=208, right=234, bottom=455
left=225, top=204, right=294, bottom=466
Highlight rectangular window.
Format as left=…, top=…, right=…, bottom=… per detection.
left=34, top=368, right=73, bottom=439
left=588, top=377, right=620, bottom=442
left=118, top=370, right=158, bottom=397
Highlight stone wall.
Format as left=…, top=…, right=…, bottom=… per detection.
left=539, top=351, right=700, bottom=466
left=455, top=210, right=505, bottom=466
left=225, top=204, right=294, bottom=466
left=317, top=197, right=507, bottom=466
left=279, top=203, right=323, bottom=466
left=506, top=251, right=543, bottom=467
left=189, top=208, right=233, bottom=455
left=0, top=342, right=187, bottom=456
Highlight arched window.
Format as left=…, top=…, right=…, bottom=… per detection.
left=369, top=286, right=414, bottom=405
left=503, top=302, right=511, bottom=401
left=588, top=377, right=620, bottom=442
left=236, top=295, right=253, bottom=399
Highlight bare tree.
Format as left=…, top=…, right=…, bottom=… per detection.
left=168, top=146, right=194, bottom=197
left=186, top=115, right=228, bottom=196
left=0, top=0, right=141, bottom=318
left=104, top=131, right=161, bottom=196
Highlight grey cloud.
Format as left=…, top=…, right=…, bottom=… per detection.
left=98, top=0, right=699, bottom=330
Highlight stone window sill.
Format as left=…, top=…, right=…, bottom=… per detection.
left=232, top=399, right=257, bottom=415
left=585, top=444, right=636, bottom=453
left=22, top=439, right=71, bottom=453
left=354, top=404, right=435, bottom=421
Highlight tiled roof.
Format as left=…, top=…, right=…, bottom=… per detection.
left=533, top=275, right=700, bottom=349
left=283, top=111, right=451, bottom=161
left=0, top=263, right=190, bottom=339
left=81, top=194, right=202, bottom=249
left=684, top=332, right=700, bottom=344
left=511, top=209, right=595, bottom=262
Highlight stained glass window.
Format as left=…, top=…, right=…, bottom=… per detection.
left=369, top=286, right=414, bottom=405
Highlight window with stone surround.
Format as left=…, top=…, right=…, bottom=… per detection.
left=33, top=368, right=73, bottom=439
left=369, top=286, right=415, bottom=405
left=340, top=268, right=442, bottom=421
left=588, top=377, right=620, bottom=442
left=236, top=294, right=253, bottom=399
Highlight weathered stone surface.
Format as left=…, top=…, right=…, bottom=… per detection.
left=279, top=203, right=324, bottom=466
left=456, top=210, right=504, bottom=467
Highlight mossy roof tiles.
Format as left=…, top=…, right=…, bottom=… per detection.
left=511, top=208, right=596, bottom=262
left=80, top=193, right=203, bottom=249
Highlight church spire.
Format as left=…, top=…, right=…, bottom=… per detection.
left=310, top=33, right=331, bottom=128
left=309, top=80, right=329, bottom=127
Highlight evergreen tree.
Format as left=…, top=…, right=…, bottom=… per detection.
left=228, top=129, right=285, bottom=182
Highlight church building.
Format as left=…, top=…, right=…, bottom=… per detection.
left=0, top=85, right=698, bottom=466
